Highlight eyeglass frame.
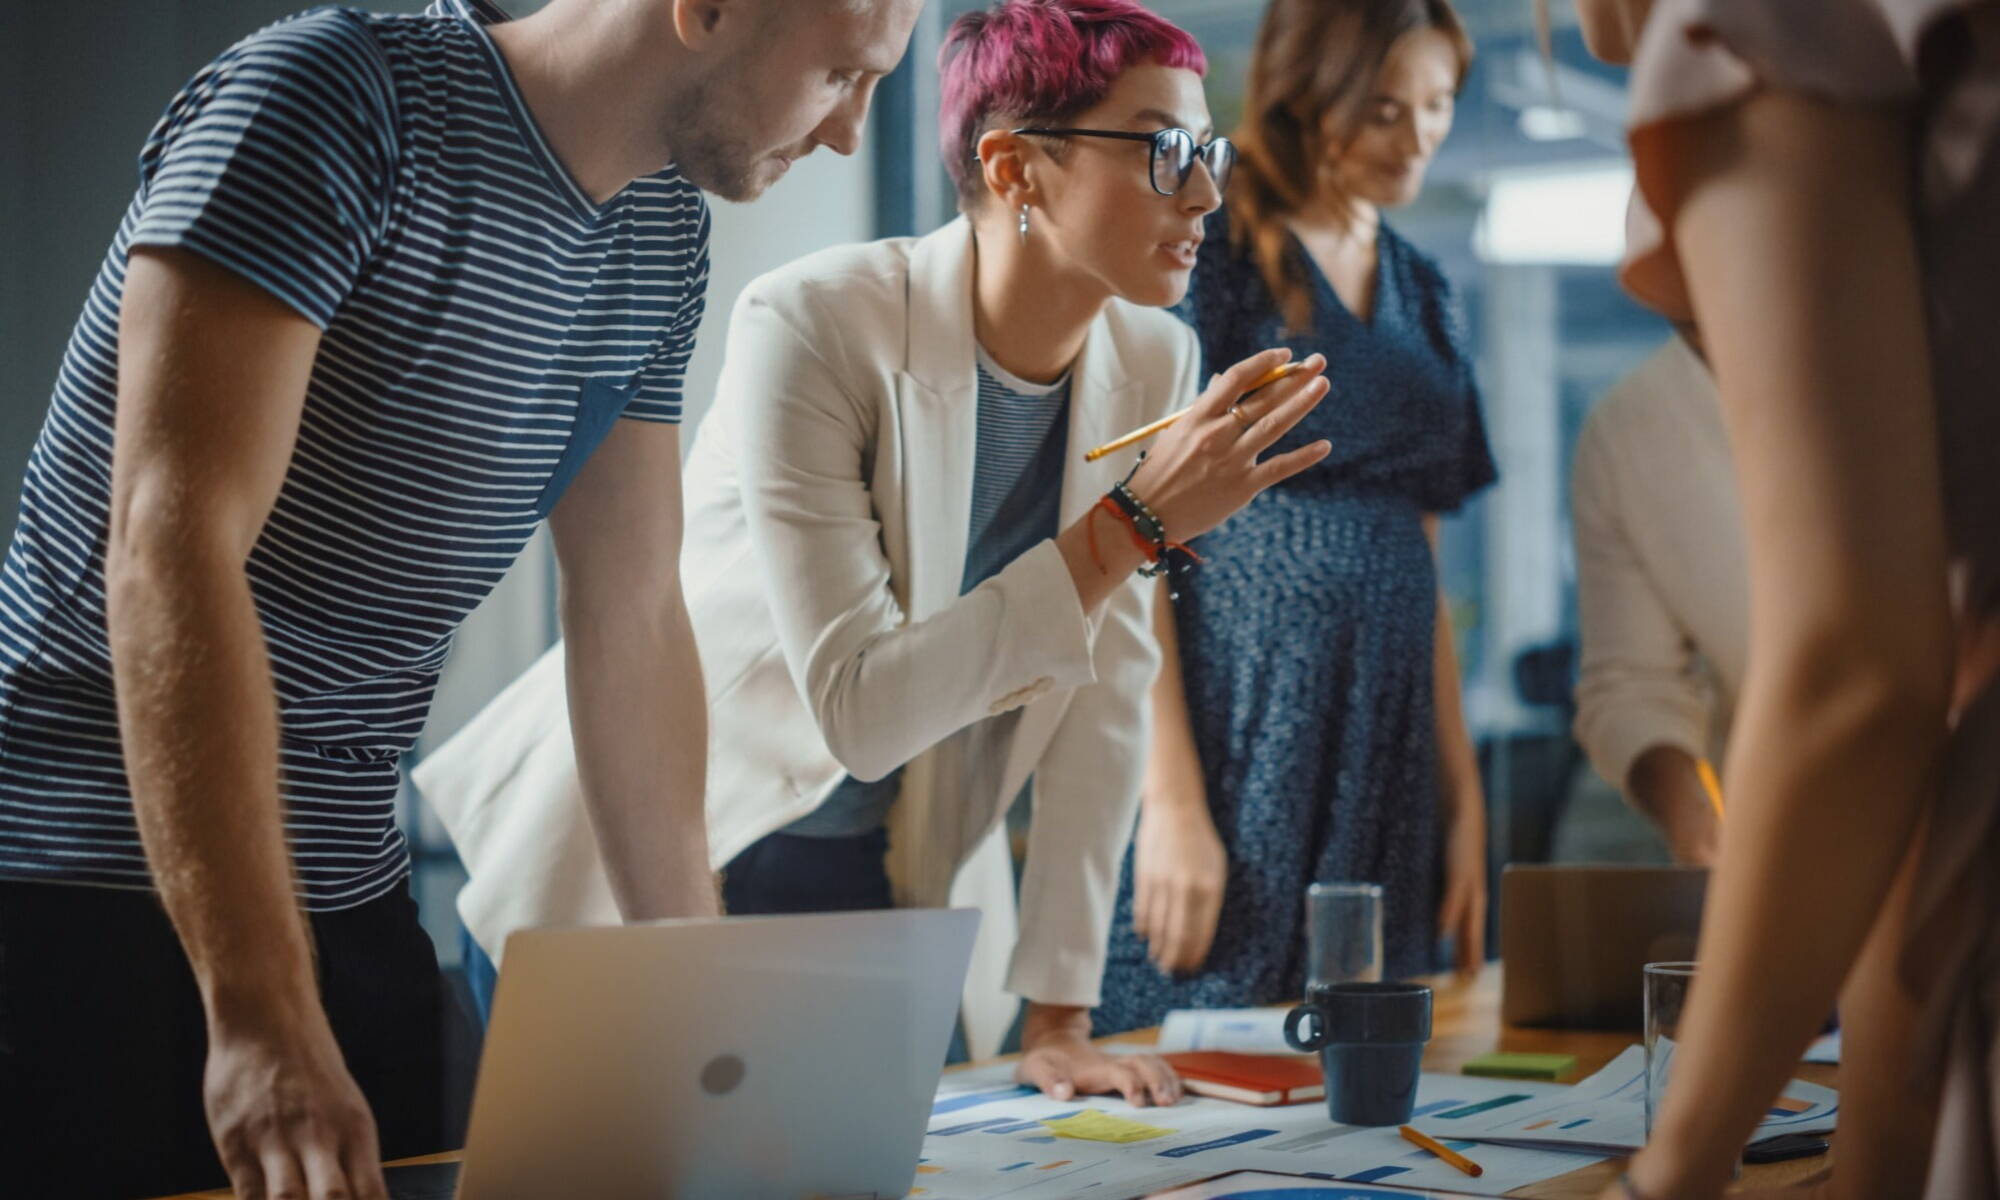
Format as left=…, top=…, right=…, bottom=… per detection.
left=1006, top=126, right=1236, bottom=197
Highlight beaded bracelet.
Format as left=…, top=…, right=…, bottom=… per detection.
left=1105, top=457, right=1202, bottom=598
left=1107, top=481, right=1169, bottom=563
left=1086, top=488, right=1202, bottom=599
left=1090, top=494, right=1157, bottom=567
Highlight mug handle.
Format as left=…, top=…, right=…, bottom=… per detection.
left=1284, top=1003, right=1329, bottom=1052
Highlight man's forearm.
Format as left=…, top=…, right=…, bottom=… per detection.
left=565, top=586, right=716, bottom=920
left=1625, top=745, right=1722, bottom=865
left=108, top=543, right=316, bottom=1019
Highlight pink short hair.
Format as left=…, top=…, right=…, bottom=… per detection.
left=939, top=0, right=1207, bottom=209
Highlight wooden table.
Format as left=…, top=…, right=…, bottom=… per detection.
left=161, top=964, right=1833, bottom=1198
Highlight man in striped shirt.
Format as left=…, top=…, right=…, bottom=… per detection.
left=0, top=0, right=921, bottom=1196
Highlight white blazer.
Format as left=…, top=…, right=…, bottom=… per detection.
left=414, top=219, right=1198, bottom=1055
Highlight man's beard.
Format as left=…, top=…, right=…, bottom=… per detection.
left=668, top=75, right=771, bottom=202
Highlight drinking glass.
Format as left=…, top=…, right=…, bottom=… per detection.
left=1643, top=961, right=1697, bottom=1140
left=1305, top=882, right=1383, bottom=989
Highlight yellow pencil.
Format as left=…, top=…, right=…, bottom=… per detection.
left=1399, top=1124, right=1484, bottom=1178
left=1082, top=361, right=1305, bottom=462
left=1696, top=757, right=1726, bottom=821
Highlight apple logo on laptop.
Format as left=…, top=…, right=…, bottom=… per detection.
left=701, top=1052, right=746, bottom=1096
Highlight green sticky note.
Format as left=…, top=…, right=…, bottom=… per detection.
left=1463, top=1051, right=1577, bottom=1080
left=1040, top=1109, right=1176, bottom=1143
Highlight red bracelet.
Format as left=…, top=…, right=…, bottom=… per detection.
left=1089, top=494, right=1159, bottom=574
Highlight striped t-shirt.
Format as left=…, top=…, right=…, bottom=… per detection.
left=785, top=350, right=1072, bottom=838
left=0, top=2, right=710, bottom=909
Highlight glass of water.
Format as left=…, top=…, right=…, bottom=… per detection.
left=1305, top=882, right=1383, bottom=988
left=1643, top=961, right=1697, bottom=1139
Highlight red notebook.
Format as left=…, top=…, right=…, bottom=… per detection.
left=1162, top=1051, right=1326, bottom=1106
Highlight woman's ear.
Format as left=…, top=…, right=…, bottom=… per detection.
left=975, top=128, right=1040, bottom=211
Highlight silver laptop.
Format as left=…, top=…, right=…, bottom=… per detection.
left=1500, top=864, right=1706, bottom=1030
left=448, top=908, right=979, bottom=1200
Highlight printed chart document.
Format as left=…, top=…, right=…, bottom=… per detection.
left=1413, top=1044, right=1837, bottom=1156
left=917, top=1061, right=1603, bottom=1199
left=1148, top=1170, right=1460, bottom=1198
left=1804, top=1030, right=1841, bottom=1064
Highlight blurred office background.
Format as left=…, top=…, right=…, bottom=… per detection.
left=1, top=0, right=1677, bottom=965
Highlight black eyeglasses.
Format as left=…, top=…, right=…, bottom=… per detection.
left=1010, top=126, right=1236, bottom=197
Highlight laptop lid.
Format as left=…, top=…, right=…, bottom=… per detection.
left=1500, top=865, right=1706, bottom=1030
left=456, top=908, right=980, bottom=1200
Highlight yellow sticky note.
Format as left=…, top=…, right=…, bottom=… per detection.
left=1040, top=1109, right=1176, bottom=1143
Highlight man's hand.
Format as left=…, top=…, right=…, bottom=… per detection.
left=1132, top=792, right=1227, bottom=975
left=1013, top=1003, right=1182, bottom=1108
left=1626, top=746, right=1723, bottom=867
left=1437, top=800, right=1487, bottom=977
left=205, top=1004, right=388, bottom=1200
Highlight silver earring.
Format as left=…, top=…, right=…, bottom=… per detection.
left=1018, top=204, right=1030, bottom=244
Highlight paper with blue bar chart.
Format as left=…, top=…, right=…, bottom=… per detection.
left=915, top=1060, right=1605, bottom=1198
left=1412, top=1044, right=1837, bottom=1156
left=1151, top=1170, right=1459, bottom=1198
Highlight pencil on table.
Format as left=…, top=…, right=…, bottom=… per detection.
left=1399, top=1125, right=1484, bottom=1178
left=1082, top=361, right=1305, bottom=462
left=1696, top=757, right=1726, bottom=821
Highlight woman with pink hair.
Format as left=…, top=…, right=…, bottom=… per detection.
left=422, top=0, right=1330, bottom=1105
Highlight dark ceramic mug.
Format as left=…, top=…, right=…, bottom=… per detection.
left=1284, top=981, right=1433, bottom=1126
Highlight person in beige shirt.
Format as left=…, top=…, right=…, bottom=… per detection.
left=1571, top=331, right=1745, bottom=865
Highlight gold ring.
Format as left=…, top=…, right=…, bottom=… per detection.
left=1228, top=401, right=1253, bottom=429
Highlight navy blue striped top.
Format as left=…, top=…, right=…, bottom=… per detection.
left=0, top=1, right=710, bottom=909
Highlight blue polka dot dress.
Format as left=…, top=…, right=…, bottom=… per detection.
left=1094, top=209, right=1497, bottom=1034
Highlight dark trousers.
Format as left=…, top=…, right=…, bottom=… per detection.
left=459, top=827, right=896, bottom=1028
left=719, top=827, right=895, bottom=915
left=718, top=828, right=986, bottom=1062
left=0, top=877, right=463, bottom=1199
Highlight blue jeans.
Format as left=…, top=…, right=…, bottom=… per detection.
left=461, top=923, right=500, bottom=1024
left=458, top=827, right=895, bottom=1027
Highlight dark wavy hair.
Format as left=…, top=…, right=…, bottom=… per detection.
left=1230, top=0, right=1471, bottom=331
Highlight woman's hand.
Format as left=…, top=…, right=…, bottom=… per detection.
left=1437, top=795, right=1487, bottom=977
left=1133, top=788, right=1228, bottom=975
left=1126, top=348, right=1331, bottom=542
left=1056, top=348, right=1328, bottom=613
left=1013, top=1003, right=1183, bottom=1107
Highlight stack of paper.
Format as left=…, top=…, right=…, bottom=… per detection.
left=1151, top=1171, right=1460, bottom=1199
left=1413, top=1044, right=1837, bottom=1156
left=1156, top=1008, right=1298, bottom=1056
left=1804, top=1030, right=1841, bottom=1064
